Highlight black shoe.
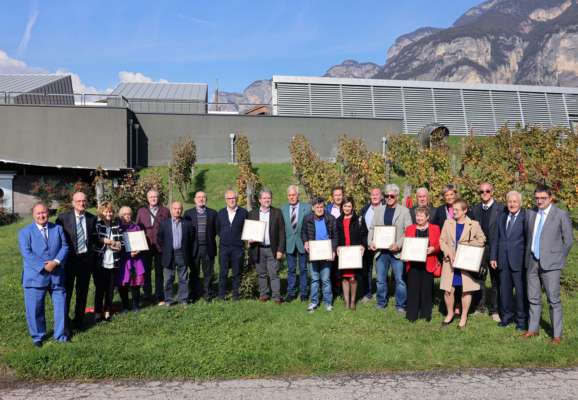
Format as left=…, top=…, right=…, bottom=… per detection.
left=33, top=341, right=42, bottom=348
left=285, top=296, right=296, bottom=303
left=498, top=321, right=512, bottom=328
left=442, top=316, right=455, bottom=327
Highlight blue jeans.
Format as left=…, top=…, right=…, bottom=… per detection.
left=376, top=252, right=406, bottom=309
left=287, top=251, right=308, bottom=299
left=310, top=261, right=332, bottom=306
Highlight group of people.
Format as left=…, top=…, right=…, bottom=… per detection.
left=19, top=180, right=573, bottom=347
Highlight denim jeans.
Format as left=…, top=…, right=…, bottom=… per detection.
left=287, top=251, right=308, bottom=299
left=376, top=252, right=406, bottom=309
left=310, top=261, right=332, bottom=306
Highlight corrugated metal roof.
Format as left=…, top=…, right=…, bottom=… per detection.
left=0, top=74, right=70, bottom=93
left=111, top=82, right=208, bottom=101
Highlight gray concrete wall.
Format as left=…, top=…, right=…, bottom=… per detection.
left=135, top=113, right=402, bottom=164
left=0, top=105, right=127, bottom=169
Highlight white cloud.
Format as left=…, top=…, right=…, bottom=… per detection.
left=54, top=68, right=109, bottom=93
left=17, top=3, right=39, bottom=57
left=0, top=49, right=43, bottom=74
left=118, top=70, right=168, bottom=83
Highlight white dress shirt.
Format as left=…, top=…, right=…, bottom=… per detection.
left=149, top=206, right=159, bottom=226
left=531, top=204, right=551, bottom=251
left=227, top=206, right=238, bottom=224
left=506, top=210, right=521, bottom=230
left=259, top=208, right=271, bottom=245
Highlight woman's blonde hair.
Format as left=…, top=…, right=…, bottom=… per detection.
left=97, top=201, right=115, bottom=220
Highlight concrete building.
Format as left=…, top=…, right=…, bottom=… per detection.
left=272, top=76, right=578, bottom=135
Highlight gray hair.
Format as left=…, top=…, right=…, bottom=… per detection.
left=287, top=185, right=299, bottom=195
left=416, top=187, right=429, bottom=196
left=384, top=183, right=400, bottom=195
left=224, top=189, right=238, bottom=198
left=506, top=190, right=522, bottom=202
left=147, top=189, right=159, bottom=197
left=259, top=188, right=273, bottom=198
left=118, top=206, right=133, bottom=217
left=442, top=184, right=458, bottom=196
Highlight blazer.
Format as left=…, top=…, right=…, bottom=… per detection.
left=94, top=219, right=123, bottom=268
left=525, top=205, right=573, bottom=271
left=471, top=201, right=505, bottom=265
left=404, top=223, right=441, bottom=274
left=55, top=210, right=97, bottom=257
left=336, top=213, right=364, bottom=247
left=367, top=204, right=413, bottom=259
left=432, top=204, right=474, bottom=228
left=489, top=209, right=527, bottom=271
left=156, top=218, right=196, bottom=268
left=248, top=207, right=286, bottom=263
left=439, top=217, right=486, bottom=292
left=301, top=213, right=339, bottom=251
left=184, top=207, right=218, bottom=258
left=281, top=202, right=310, bottom=254
left=216, top=207, right=248, bottom=248
left=359, top=202, right=381, bottom=246
left=135, top=206, right=170, bottom=252
left=19, top=222, right=69, bottom=288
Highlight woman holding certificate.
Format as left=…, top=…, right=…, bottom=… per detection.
left=439, top=199, right=486, bottom=329
left=336, top=197, right=364, bottom=311
left=403, top=207, right=440, bottom=322
left=94, top=202, right=123, bottom=322
left=118, top=206, right=146, bottom=311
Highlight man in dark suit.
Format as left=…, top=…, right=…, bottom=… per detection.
left=490, top=190, right=527, bottom=330
left=157, top=201, right=195, bottom=305
left=248, top=188, right=286, bottom=304
left=56, top=191, right=97, bottom=330
left=135, top=189, right=170, bottom=304
left=281, top=185, right=311, bottom=302
left=359, top=187, right=383, bottom=302
left=216, top=190, right=248, bottom=300
left=431, top=184, right=458, bottom=228
left=184, top=191, right=218, bottom=302
left=471, top=182, right=505, bottom=321
left=523, top=186, right=573, bottom=344
left=19, top=202, right=69, bottom=347
left=409, top=187, right=435, bottom=224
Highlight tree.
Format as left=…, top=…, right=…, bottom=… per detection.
left=235, top=135, right=262, bottom=209
left=169, top=137, right=197, bottom=201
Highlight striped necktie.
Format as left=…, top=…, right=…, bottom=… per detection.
left=41, top=226, right=48, bottom=242
left=76, top=215, right=87, bottom=253
left=290, top=205, right=297, bottom=231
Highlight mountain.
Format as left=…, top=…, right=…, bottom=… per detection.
left=223, top=0, right=578, bottom=110
left=374, top=0, right=578, bottom=86
left=210, top=79, right=272, bottom=113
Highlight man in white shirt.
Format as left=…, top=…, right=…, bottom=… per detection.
left=359, top=187, right=383, bottom=302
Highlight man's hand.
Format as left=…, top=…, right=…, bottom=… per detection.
left=131, top=251, right=139, bottom=257
left=427, top=246, right=435, bottom=255
left=490, top=260, right=497, bottom=269
left=330, top=252, right=336, bottom=261
left=304, top=242, right=309, bottom=253
left=369, top=243, right=377, bottom=251
left=390, top=244, right=400, bottom=252
left=276, top=251, right=284, bottom=260
left=44, top=260, right=58, bottom=273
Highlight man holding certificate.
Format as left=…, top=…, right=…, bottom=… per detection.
left=247, top=189, right=286, bottom=304
left=302, top=197, right=338, bottom=312
left=439, top=199, right=486, bottom=329
left=402, top=207, right=440, bottom=322
left=368, top=184, right=413, bottom=313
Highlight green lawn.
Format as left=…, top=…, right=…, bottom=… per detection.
left=1, top=163, right=577, bottom=381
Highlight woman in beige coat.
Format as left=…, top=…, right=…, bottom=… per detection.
left=440, top=199, right=486, bottom=329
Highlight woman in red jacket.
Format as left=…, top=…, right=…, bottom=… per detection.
left=404, top=207, right=441, bottom=322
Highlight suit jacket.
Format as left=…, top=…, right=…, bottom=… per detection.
left=248, top=207, right=286, bottom=263
left=184, top=207, right=218, bottom=258
left=19, top=222, right=69, bottom=288
left=156, top=218, right=196, bottom=268
left=525, top=205, right=573, bottom=271
left=367, top=204, right=413, bottom=259
left=404, top=223, right=441, bottom=274
left=360, top=202, right=382, bottom=246
left=216, top=207, right=248, bottom=248
left=281, top=202, right=310, bottom=254
left=490, top=209, right=527, bottom=271
left=325, top=202, right=341, bottom=218
left=301, top=213, right=339, bottom=251
left=55, top=210, right=97, bottom=258
left=439, top=217, right=486, bottom=292
left=135, top=206, right=170, bottom=252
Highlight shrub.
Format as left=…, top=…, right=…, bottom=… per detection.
left=235, top=135, right=261, bottom=208
left=106, top=170, right=166, bottom=211
left=169, top=137, right=197, bottom=201
left=0, top=208, right=18, bottom=226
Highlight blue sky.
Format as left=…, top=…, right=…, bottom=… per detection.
left=0, top=0, right=482, bottom=93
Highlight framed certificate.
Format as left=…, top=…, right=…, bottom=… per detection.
left=400, top=237, right=429, bottom=262
left=337, top=246, right=363, bottom=270
left=453, top=244, right=484, bottom=272
left=309, top=239, right=333, bottom=261
left=373, top=225, right=396, bottom=249
left=241, top=220, right=267, bottom=242
left=123, top=230, right=149, bottom=252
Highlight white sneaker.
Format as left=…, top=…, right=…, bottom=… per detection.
left=325, top=304, right=333, bottom=312
left=307, top=303, right=317, bottom=312
left=492, top=313, right=501, bottom=322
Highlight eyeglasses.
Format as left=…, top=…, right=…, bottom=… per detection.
left=478, top=190, right=492, bottom=194
left=534, top=196, right=549, bottom=200
left=385, top=194, right=397, bottom=199
left=225, top=197, right=236, bottom=200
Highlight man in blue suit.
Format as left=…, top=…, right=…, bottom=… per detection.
left=490, top=191, right=527, bottom=330
left=281, top=185, right=311, bottom=302
left=19, top=202, right=69, bottom=347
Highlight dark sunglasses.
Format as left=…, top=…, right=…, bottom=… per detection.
left=478, top=190, right=492, bottom=194
left=385, top=194, right=397, bottom=199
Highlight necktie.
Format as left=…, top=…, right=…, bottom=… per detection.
left=41, top=227, right=48, bottom=242
left=76, top=215, right=87, bottom=253
left=506, top=214, right=516, bottom=235
left=532, top=210, right=545, bottom=259
left=290, top=205, right=297, bottom=231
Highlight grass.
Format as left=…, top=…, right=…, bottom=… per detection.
left=0, top=163, right=577, bottom=381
